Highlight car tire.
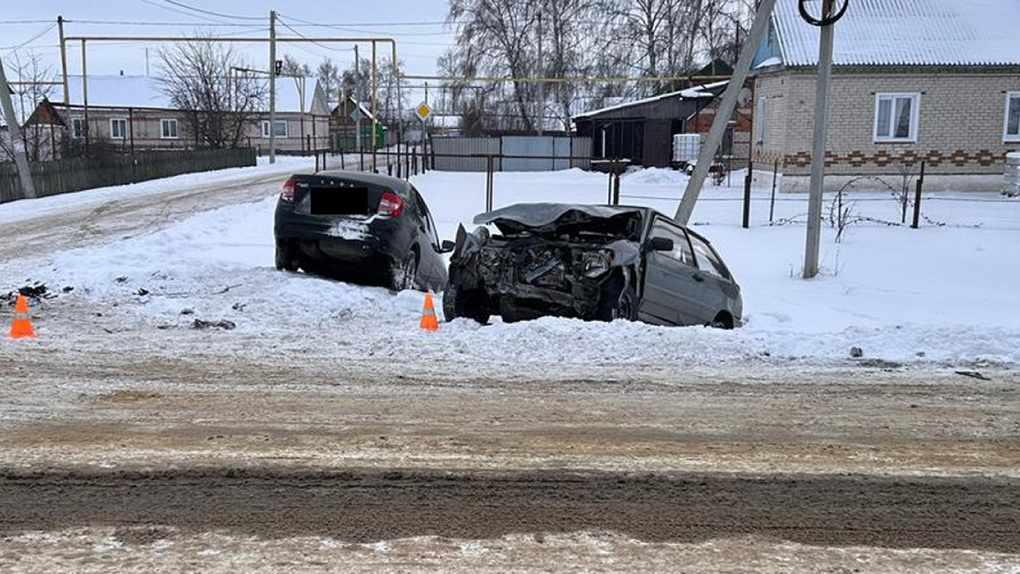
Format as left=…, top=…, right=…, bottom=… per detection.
left=598, top=278, right=638, bottom=322
left=275, top=242, right=299, bottom=272
left=391, top=251, right=418, bottom=291
left=443, top=283, right=490, bottom=324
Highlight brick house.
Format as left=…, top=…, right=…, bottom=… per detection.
left=751, top=0, right=1020, bottom=191
left=28, top=75, right=331, bottom=154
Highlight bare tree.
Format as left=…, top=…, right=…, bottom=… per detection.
left=157, top=39, right=268, bottom=149
left=0, top=50, right=55, bottom=163
left=316, top=58, right=342, bottom=103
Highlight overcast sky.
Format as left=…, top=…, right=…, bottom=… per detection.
left=1, top=0, right=454, bottom=87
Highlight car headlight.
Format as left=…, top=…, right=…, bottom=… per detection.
left=582, top=250, right=612, bottom=278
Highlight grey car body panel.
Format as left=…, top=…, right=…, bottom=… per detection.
left=448, top=203, right=742, bottom=326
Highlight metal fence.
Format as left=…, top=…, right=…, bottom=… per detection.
left=431, top=136, right=592, bottom=172
left=0, top=148, right=257, bottom=204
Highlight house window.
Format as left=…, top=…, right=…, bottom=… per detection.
left=160, top=118, right=179, bottom=139
left=1005, top=92, right=1020, bottom=142
left=754, top=96, right=767, bottom=144
left=874, top=93, right=920, bottom=143
left=70, top=117, right=84, bottom=139
left=110, top=118, right=127, bottom=140
left=261, top=120, right=288, bottom=138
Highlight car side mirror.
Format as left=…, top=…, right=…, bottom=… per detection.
left=648, top=236, right=674, bottom=252
left=440, top=240, right=456, bottom=253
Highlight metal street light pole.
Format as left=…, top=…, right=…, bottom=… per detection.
left=268, top=10, right=277, bottom=165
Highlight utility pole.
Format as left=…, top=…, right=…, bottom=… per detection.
left=674, top=0, right=777, bottom=225
left=268, top=10, right=277, bottom=164
left=0, top=51, right=38, bottom=199
left=803, top=0, right=836, bottom=279
left=57, top=15, right=69, bottom=105
left=354, top=45, right=361, bottom=152
left=81, top=39, right=89, bottom=153
left=536, top=4, right=544, bottom=136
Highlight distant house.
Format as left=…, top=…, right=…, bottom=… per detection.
left=329, top=95, right=387, bottom=150
left=26, top=75, right=331, bottom=154
left=751, top=0, right=1020, bottom=191
left=573, top=82, right=731, bottom=168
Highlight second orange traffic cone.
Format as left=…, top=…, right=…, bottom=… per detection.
left=8, top=294, right=37, bottom=339
left=420, top=293, right=439, bottom=331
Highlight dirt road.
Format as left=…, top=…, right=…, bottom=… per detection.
left=2, top=164, right=1019, bottom=571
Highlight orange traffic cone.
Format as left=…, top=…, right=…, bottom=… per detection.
left=8, top=294, right=37, bottom=339
left=420, top=293, right=439, bottom=331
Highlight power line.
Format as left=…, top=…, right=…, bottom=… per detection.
left=137, top=0, right=235, bottom=24
left=161, top=0, right=264, bottom=21
left=1, top=22, right=56, bottom=52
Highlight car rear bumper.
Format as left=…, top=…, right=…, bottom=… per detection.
left=275, top=209, right=402, bottom=275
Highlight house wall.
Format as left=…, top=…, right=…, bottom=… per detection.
left=60, top=107, right=330, bottom=153
left=753, top=68, right=1020, bottom=191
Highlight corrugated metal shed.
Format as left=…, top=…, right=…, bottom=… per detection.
left=773, top=0, right=1020, bottom=67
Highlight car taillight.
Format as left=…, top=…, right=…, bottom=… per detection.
left=377, top=191, right=403, bottom=217
left=280, top=177, right=295, bottom=202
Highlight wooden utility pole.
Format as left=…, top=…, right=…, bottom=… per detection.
left=0, top=51, right=38, bottom=199
left=268, top=10, right=277, bottom=164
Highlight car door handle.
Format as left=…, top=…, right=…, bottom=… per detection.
left=692, top=273, right=705, bottom=282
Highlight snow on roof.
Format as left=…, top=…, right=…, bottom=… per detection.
left=773, top=0, right=1020, bottom=67
left=61, top=75, right=322, bottom=113
left=574, top=81, right=728, bottom=119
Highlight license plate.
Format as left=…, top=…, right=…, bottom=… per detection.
left=310, top=187, right=368, bottom=215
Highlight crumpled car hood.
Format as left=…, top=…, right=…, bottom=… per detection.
left=473, top=203, right=647, bottom=236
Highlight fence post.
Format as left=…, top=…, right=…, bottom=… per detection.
left=769, top=160, right=778, bottom=224
left=911, top=160, right=925, bottom=229
left=486, top=155, right=494, bottom=211
left=340, top=151, right=345, bottom=170
left=396, top=143, right=402, bottom=179
left=306, top=134, right=312, bottom=156
left=612, top=172, right=621, bottom=205
left=387, top=162, right=392, bottom=176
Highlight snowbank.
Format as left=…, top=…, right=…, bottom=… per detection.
left=5, top=167, right=1020, bottom=367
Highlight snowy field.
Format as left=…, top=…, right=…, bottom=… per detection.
left=3, top=166, right=1019, bottom=369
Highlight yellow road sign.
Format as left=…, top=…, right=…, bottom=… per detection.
left=415, top=102, right=433, bottom=121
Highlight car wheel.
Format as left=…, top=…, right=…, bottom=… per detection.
left=710, top=312, right=734, bottom=330
left=391, top=251, right=418, bottom=291
left=275, top=242, right=299, bottom=272
left=443, top=283, right=490, bottom=324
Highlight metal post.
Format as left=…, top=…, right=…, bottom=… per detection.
left=81, top=39, right=89, bottom=153
left=803, top=0, right=836, bottom=279
left=769, top=159, right=778, bottom=223
left=0, top=52, right=37, bottom=199
left=675, top=0, right=777, bottom=225
left=911, top=161, right=925, bottom=229
left=268, top=10, right=277, bottom=164
left=128, top=107, right=136, bottom=180
left=371, top=41, right=377, bottom=169
left=486, top=155, right=494, bottom=211
left=57, top=16, right=69, bottom=105
left=536, top=5, right=544, bottom=136
left=613, top=172, right=621, bottom=205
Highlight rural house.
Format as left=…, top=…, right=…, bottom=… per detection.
left=751, top=0, right=1020, bottom=191
left=573, top=81, right=732, bottom=168
left=26, top=74, right=331, bottom=155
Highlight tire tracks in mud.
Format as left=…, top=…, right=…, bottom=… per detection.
left=1, top=467, right=1018, bottom=552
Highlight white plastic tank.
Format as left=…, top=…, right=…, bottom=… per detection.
left=672, top=134, right=701, bottom=164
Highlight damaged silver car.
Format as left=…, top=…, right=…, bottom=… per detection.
left=443, top=203, right=743, bottom=328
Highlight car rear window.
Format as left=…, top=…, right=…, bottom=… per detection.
left=689, top=234, right=731, bottom=281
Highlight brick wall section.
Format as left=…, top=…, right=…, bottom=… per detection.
left=752, top=68, right=1020, bottom=178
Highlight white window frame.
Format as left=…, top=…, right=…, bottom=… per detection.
left=160, top=118, right=179, bottom=140
left=754, top=96, right=767, bottom=144
left=873, top=93, right=920, bottom=143
left=261, top=119, right=288, bottom=139
left=1005, top=91, right=1020, bottom=143
left=109, top=118, right=127, bottom=140
left=70, top=117, right=84, bottom=139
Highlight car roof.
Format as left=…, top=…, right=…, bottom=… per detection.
left=312, top=170, right=413, bottom=193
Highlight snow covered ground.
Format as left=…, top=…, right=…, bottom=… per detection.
left=3, top=166, right=1019, bottom=368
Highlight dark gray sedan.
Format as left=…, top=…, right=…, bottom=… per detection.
left=444, top=203, right=742, bottom=328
